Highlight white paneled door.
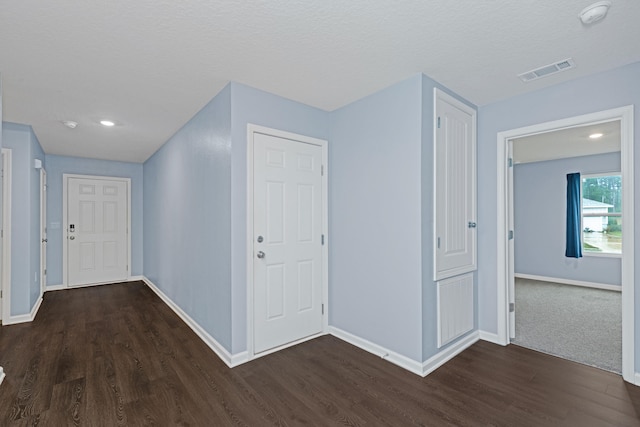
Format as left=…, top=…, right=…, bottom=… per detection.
left=253, top=132, right=324, bottom=354
left=434, top=89, right=477, bottom=280
left=40, top=168, right=47, bottom=294
left=66, top=176, right=129, bottom=287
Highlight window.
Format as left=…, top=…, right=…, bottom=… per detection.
left=581, top=174, right=621, bottom=255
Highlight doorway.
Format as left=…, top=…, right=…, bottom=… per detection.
left=247, top=125, right=328, bottom=358
left=63, top=174, right=131, bottom=287
left=496, top=106, right=634, bottom=382
left=509, top=122, right=622, bottom=372
left=40, top=168, right=47, bottom=294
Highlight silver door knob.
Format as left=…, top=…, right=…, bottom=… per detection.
left=257, top=251, right=265, bottom=259
left=69, top=236, right=75, bottom=240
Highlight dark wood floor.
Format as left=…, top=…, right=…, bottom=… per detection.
left=1, top=282, right=639, bottom=426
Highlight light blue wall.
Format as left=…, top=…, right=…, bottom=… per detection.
left=329, top=75, right=423, bottom=361
left=477, top=61, right=640, bottom=369
left=229, top=82, right=330, bottom=353
left=45, top=154, right=143, bottom=286
left=2, top=123, right=44, bottom=315
left=144, top=84, right=233, bottom=350
left=514, top=152, right=621, bottom=285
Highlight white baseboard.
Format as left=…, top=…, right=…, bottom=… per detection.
left=329, top=326, right=480, bottom=377
left=3, top=296, right=42, bottom=325
left=47, top=276, right=145, bottom=292
left=328, top=326, right=424, bottom=375
left=0, top=367, right=4, bottom=386
left=634, top=372, right=640, bottom=386
left=515, top=273, right=621, bottom=292
left=479, top=330, right=502, bottom=345
left=141, top=276, right=248, bottom=368
left=422, top=331, right=479, bottom=377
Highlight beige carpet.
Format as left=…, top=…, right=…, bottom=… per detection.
left=512, top=278, right=621, bottom=374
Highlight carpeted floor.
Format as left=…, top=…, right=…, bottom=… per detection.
left=512, top=278, right=622, bottom=374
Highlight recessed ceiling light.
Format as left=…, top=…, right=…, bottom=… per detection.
left=62, top=120, right=78, bottom=129
left=100, top=120, right=115, bottom=127
left=589, top=133, right=604, bottom=139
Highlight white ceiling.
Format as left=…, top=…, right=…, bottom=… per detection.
left=513, top=120, right=621, bottom=164
left=1, top=0, right=639, bottom=163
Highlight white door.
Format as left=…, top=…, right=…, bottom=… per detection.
left=40, top=168, right=47, bottom=293
left=253, top=132, right=324, bottom=354
left=434, top=89, right=477, bottom=280
left=66, top=176, right=129, bottom=286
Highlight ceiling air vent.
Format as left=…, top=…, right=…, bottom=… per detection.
left=518, top=58, right=576, bottom=83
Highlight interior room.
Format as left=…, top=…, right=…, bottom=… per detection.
left=511, top=122, right=623, bottom=373
left=1, top=1, right=640, bottom=424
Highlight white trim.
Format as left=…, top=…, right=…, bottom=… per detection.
left=62, top=174, right=132, bottom=287
left=515, top=273, right=621, bottom=292
left=479, top=330, right=502, bottom=345
left=246, top=124, right=329, bottom=360
left=3, top=296, right=42, bottom=325
left=635, top=372, right=640, bottom=386
left=328, top=326, right=424, bottom=376
left=47, top=276, right=144, bottom=292
left=0, top=367, right=5, bottom=386
left=142, top=276, right=249, bottom=368
left=422, top=331, right=480, bottom=377
left=1, top=148, right=11, bottom=324
left=329, top=326, right=480, bottom=377
left=497, top=106, right=635, bottom=382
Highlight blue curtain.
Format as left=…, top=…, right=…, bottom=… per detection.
left=565, top=172, right=582, bottom=258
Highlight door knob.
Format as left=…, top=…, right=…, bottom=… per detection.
left=69, top=236, right=75, bottom=240
left=257, top=251, right=265, bottom=259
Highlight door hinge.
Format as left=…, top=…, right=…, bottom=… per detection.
left=508, top=230, right=514, bottom=240
left=509, top=302, right=515, bottom=313
left=508, top=158, right=513, bottom=168
left=126, top=265, right=129, bottom=271
left=44, top=269, right=47, bottom=275
left=321, top=165, right=324, bottom=176
left=322, top=303, right=324, bottom=315
left=437, top=237, right=441, bottom=249
left=1, top=290, right=2, bottom=298
left=1, top=229, right=3, bottom=238
left=437, top=116, right=441, bottom=129
left=321, top=234, right=325, bottom=245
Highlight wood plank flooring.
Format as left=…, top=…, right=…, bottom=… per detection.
left=1, top=281, right=639, bottom=426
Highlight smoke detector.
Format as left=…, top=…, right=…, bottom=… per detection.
left=62, top=120, right=78, bottom=129
left=579, top=1, right=611, bottom=25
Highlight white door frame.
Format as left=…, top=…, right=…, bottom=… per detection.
left=40, top=168, right=47, bottom=295
left=62, top=173, right=132, bottom=287
left=496, top=106, right=634, bottom=382
left=1, top=148, right=12, bottom=323
left=246, top=124, right=329, bottom=360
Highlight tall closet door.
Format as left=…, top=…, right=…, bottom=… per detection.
left=434, top=89, right=477, bottom=280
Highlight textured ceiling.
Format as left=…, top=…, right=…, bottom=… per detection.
left=1, top=0, right=639, bottom=162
